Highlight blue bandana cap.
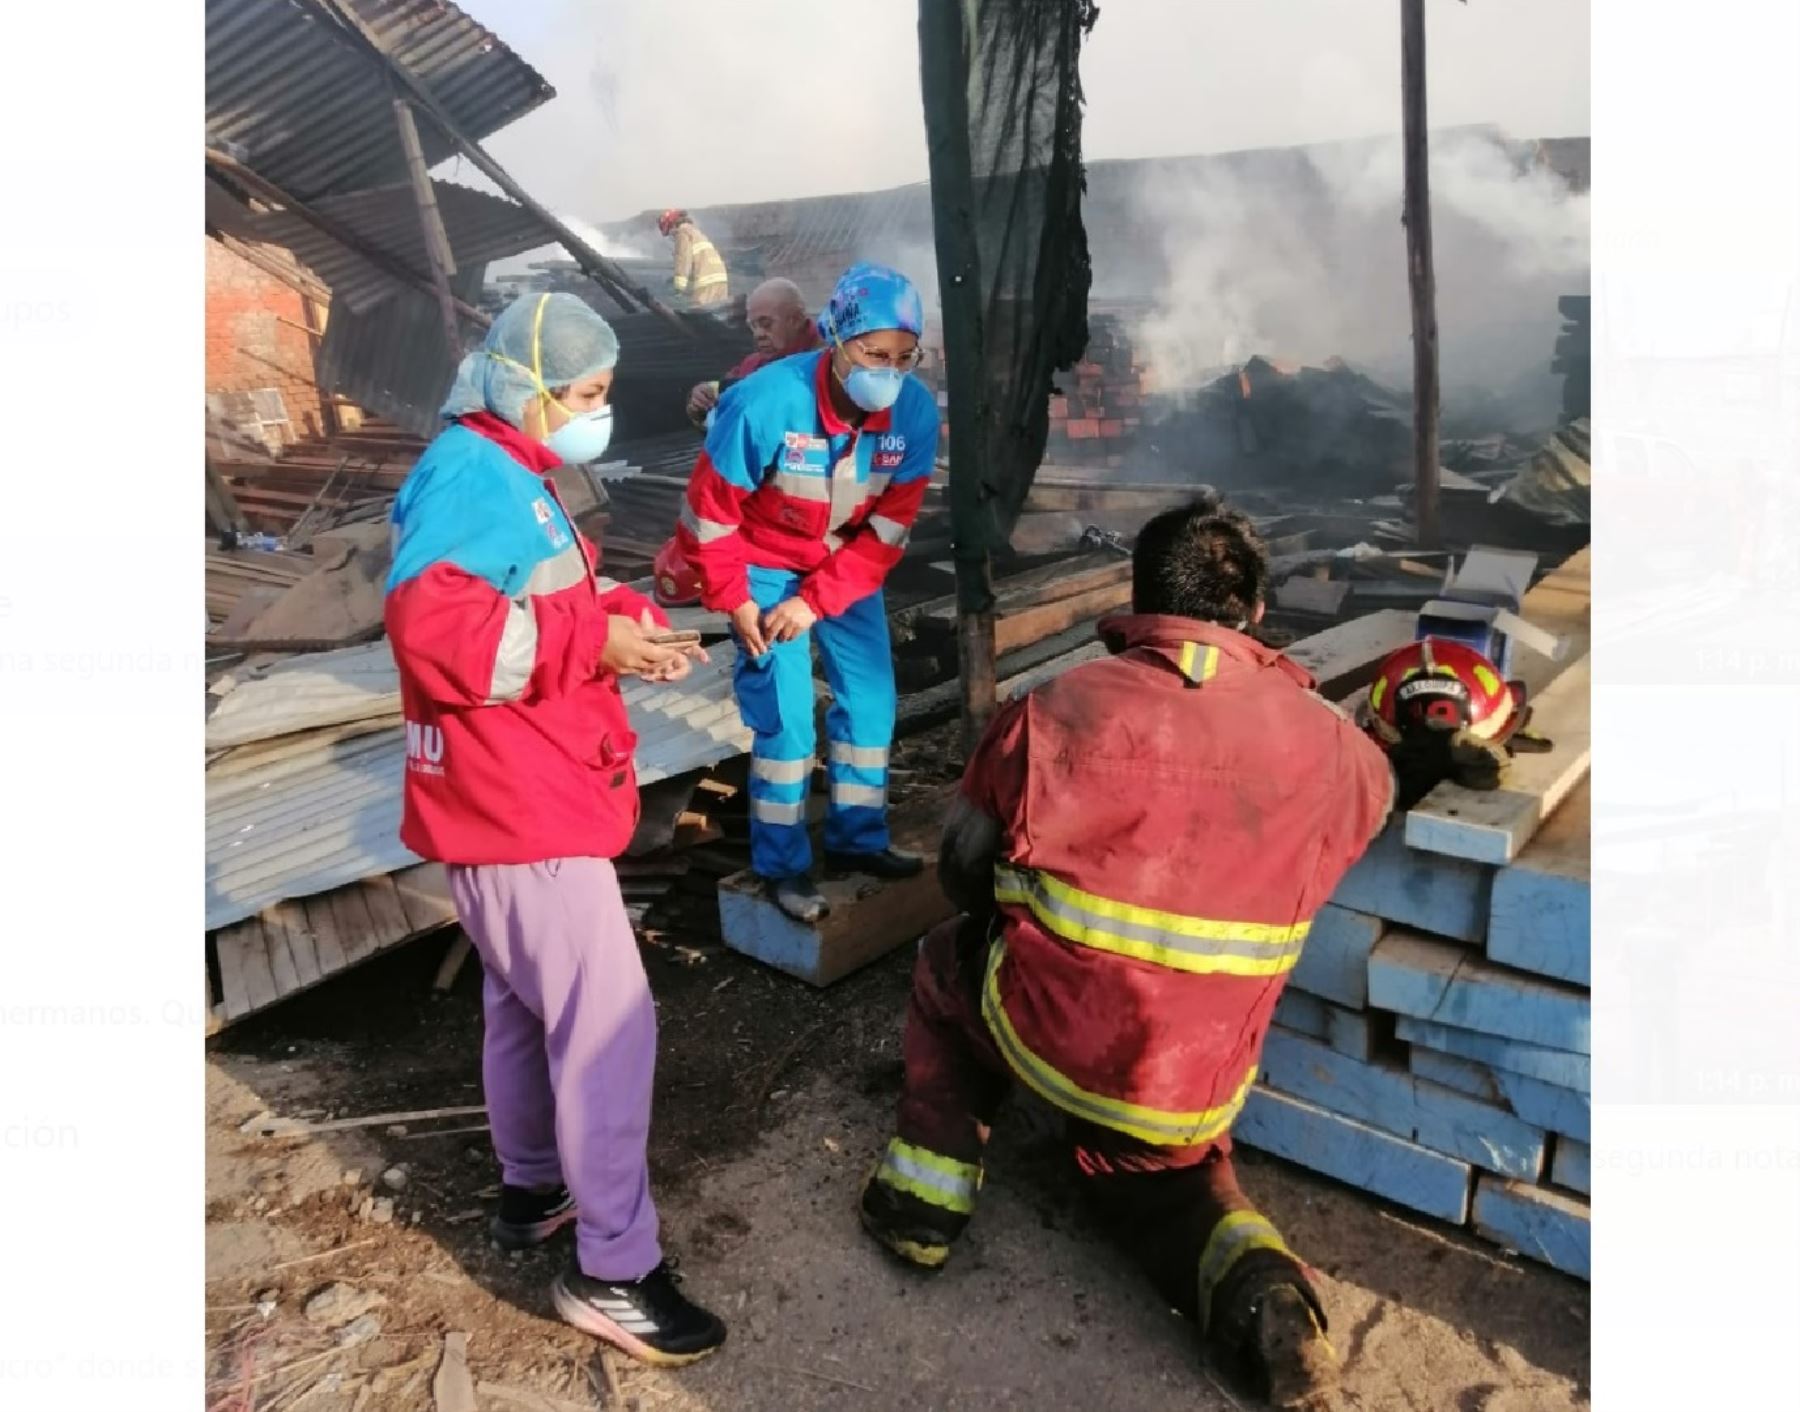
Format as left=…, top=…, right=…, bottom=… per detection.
left=818, top=261, right=925, bottom=344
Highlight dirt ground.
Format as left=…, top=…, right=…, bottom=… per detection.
left=205, top=915, right=1590, bottom=1412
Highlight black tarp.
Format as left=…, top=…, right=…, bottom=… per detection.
left=919, top=0, right=1097, bottom=572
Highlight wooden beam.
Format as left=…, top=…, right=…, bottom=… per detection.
left=1395, top=1015, right=1590, bottom=1094
left=1369, top=929, right=1591, bottom=1055
left=1235, top=1086, right=1472, bottom=1225
left=991, top=577, right=1133, bottom=655
left=1472, top=1176, right=1590, bottom=1280
left=1259, top=1030, right=1545, bottom=1180
left=391, top=95, right=464, bottom=357
left=1400, top=0, right=1440, bottom=548
left=304, top=0, right=681, bottom=331
left=1487, top=777, right=1591, bottom=986
left=717, top=786, right=958, bottom=986
left=205, top=456, right=250, bottom=535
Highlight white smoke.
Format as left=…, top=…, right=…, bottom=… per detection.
left=1127, top=130, right=1589, bottom=429
left=555, top=212, right=658, bottom=263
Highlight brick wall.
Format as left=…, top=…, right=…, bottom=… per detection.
left=204, top=238, right=330, bottom=451
left=914, top=311, right=1148, bottom=471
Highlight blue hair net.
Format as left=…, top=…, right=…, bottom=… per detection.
left=440, top=292, right=620, bottom=427
left=817, top=262, right=925, bottom=344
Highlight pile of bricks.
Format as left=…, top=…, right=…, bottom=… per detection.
left=1044, top=314, right=1146, bottom=468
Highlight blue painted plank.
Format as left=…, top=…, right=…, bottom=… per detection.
left=1369, top=931, right=1591, bottom=1055
left=1329, top=822, right=1494, bottom=943
left=719, top=885, right=824, bottom=983
left=1258, top=1030, right=1544, bottom=1180
left=1272, top=990, right=1330, bottom=1041
left=1551, top=1137, right=1591, bottom=1195
left=1407, top=1047, right=1590, bottom=1142
left=1393, top=1016, right=1590, bottom=1093
left=1472, top=1176, right=1590, bottom=1280
left=1235, top=1086, right=1472, bottom=1224
left=1488, top=866, right=1590, bottom=987
left=1487, top=781, right=1591, bottom=986
left=1325, top=1005, right=1378, bottom=1062
left=1290, top=905, right=1386, bottom=1008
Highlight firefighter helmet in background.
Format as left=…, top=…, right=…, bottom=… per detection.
left=652, top=536, right=702, bottom=608
left=1363, top=637, right=1524, bottom=748
left=657, top=208, right=686, bottom=237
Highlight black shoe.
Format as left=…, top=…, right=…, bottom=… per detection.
left=551, top=1259, right=727, bottom=1367
left=824, top=847, right=924, bottom=880
left=770, top=875, right=829, bottom=923
left=490, top=1184, right=576, bottom=1251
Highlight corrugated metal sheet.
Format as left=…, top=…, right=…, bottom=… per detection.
left=204, top=644, right=752, bottom=930
left=207, top=641, right=403, bottom=750
left=248, top=181, right=552, bottom=313
left=315, top=265, right=484, bottom=437
left=206, top=0, right=554, bottom=204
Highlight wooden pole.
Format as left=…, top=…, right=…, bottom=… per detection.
left=392, top=95, right=465, bottom=358
left=305, top=0, right=688, bottom=333
left=918, top=0, right=997, bottom=752
left=1401, top=0, right=1440, bottom=549
left=205, top=151, right=493, bottom=327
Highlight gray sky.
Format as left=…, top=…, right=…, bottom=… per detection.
left=456, top=0, right=1589, bottom=224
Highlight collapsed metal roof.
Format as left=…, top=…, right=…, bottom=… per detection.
left=246, top=180, right=550, bottom=313
left=204, top=641, right=754, bottom=931
left=204, top=0, right=553, bottom=203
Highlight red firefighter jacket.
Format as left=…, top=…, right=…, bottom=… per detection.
left=962, top=614, right=1395, bottom=1147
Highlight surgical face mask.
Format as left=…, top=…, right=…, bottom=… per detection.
left=545, top=403, right=614, bottom=463
left=837, top=354, right=906, bottom=413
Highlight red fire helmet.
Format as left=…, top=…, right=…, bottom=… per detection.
left=652, top=536, right=702, bottom=608
left=657, top=208, right=685, bottom=237
left=1363, top=637, right=1523, bottom=747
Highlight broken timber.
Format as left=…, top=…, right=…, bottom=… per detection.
left=718, top=786, right=958, bottom=987
left=209, top=862, right=458, bottom=1030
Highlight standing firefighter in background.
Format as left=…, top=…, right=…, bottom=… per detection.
left=658, top=208, right=729, bottom=307
left=675, top=263, right=938, bottom=922
left=384, top=293, right=726, bottom=1368
left=861, top=496, right=1395, bottom=1411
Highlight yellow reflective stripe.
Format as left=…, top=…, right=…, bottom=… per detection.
left=875, top=1139, right=981, bottom=1215
left=1369, top=676, right=1386, bottom=711
left=1177, top=641, right=1220, bottom=683
left=1197, top=1211, right=1292, bottom=1334
left=993, top=865, right=1307, bottom=977
left=693, top=272, right=728, bottom=288
left=1472, top=664, right=1501, bottom=694
left=980, top=940, right=1256, bottom=1146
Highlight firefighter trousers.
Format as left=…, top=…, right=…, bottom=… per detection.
left=735, top=564, right=894, bottom=880
left=874, top=915, right=1319, bottom=1332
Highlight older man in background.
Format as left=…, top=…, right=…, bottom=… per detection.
left=685, top=278, right=821, bottom=426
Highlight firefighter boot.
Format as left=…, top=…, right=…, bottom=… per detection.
left=857, top=1160, right=971, bottom=1271
left=1206, top=1258, right=1341, bottom=1411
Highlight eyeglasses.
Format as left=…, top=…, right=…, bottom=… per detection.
left=846, top=338, right=923, bottom=373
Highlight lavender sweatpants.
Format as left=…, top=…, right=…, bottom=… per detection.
left=448, top=857, right=661, bottom=1282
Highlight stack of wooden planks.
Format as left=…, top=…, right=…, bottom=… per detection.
left=1235, top=547, right=1593, bottom=1280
